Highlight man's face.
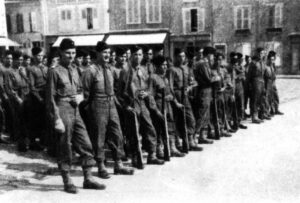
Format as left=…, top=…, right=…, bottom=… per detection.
left=270, top=56, right=275, bottom=64
left=75, top=56, right=83, bottom=66
left=126, top=49, right=131, bottom=60
left=133, top=49, right=143, bottom=65
left=198, top=49, right=204, bottom=58
left=207, top=54, right=215, bottom=65
left=61, top=48, right=76, bottom=65
left=35, top=51, right=44, bottom=63
left=111, top=51, right=116, bottom=61
left=178, top=52, right=186, bottom=64
left=158, top=49, right=164, bottom=56
left=98, top=48, right=111, bottom=63
left=23, top=58, right=31, bottom=67
left=51, top=57, right=60, bottom=67
left=159, top=61, right=168, bottom=74
left=83, top=55, right=91, bottom=66
left=146, top=49, right=153, bottom=61
left=15, top=56, right=24, bottom=67
left=216, top=56, right=223, bottom=66
left=117, top=53, right=127, bottom=65
left=4, top=54, right=13, bottom=67
left=259, top=51, right=264, bottom=59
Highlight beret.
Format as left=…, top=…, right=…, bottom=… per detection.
left=76, top=49, right=85, bottom=58
left=236, top=52, right=243, bottom=59
left=23, top=54, right=31, bottom=60
left=153, top=55, right=166, bottom=67
left=60, top=38, right=75, bottom=50
left=115, top=47, right=126, bottom=56
left=256, top=47, right=264, bottom=53
left=203, top=46, right=216, bottom=56
left=96, top=41, right=109, bottom=52
left=267, top=51, right=276, bottom=58
left=131, top=45, right=143, bottom=54
left=32, top=47, right=43, bottom=56
left=13, top=51, right=23, bottom=59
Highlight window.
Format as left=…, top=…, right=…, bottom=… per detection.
left=182, top=7, right=205, bottom=34
left=126, top=0, right=141, bottom=24
left=6, top=15, right=12, bottom=33
left=61, top=10, right=72, bottom=20
left=268, top=3, right=283, bottom=28
left=214, top=43, right=227, bottom=60
left=29, top=12, right=37, bottom=32
left=146, top=0, right=162, bottom=23
left=234, top=6, right=251, bottom=30
left=81, top=8, right=98, bottom=29
left=16, top=13, right=24, bottom=33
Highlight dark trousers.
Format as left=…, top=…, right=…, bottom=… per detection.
left=235, top=81, right=245, bottom=121
left=250, top=80, right=264, bottom=117
left=194, top=88, right=212, bottom=134
left=174, top=91, right=196, bottom=136
left=126, top=100, right=157, bottom=154
left=88, top=99, right=124, bottom=162
left=272, top=82, right=280, bottom=111
left=56, top=102, right=95, bottom=172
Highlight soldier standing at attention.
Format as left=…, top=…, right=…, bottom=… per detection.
left=82, top=42, right=134, bottom=179
left=5, top=51, right=30, bottom=149
left=194, top=47, right=220, bottom=141
left=247, top=48, right=266, bottom=124
left=26, top=47, right=49, bottom=151
left=169, top=49, right=202, bottom=151
left=46, top=38, right=105, bottom=194
left=118, top=46, right=165, bottom=168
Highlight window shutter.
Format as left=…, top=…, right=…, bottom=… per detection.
left=61, top=10, right=65, bottom=20
left=6, top=15, right=12, bottom=33
left=243, top=7, right=249, bottom=29
left=30, top=12, right=37, bottom=32
left=235, top=7, right=242, bottom=29
left=247, top=6, right=251, bottom=29
left=67, top=10, right=71, bottom=20
left=16, top=13, right=24, bottom=33
left=275, top=3, right=283, bottom=28
left=197, top=8, right=205, bottom=31
left=82, top=9, right=87, bottom=19
left=182, top=8, right=191, bottom=34
left=268, top=5, right=275, bottom=28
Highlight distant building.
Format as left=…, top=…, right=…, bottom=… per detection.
left=5, top=0, right=109, bottom=54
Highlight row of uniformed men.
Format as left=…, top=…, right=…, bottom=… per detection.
left=0, top=38, right=282, bottom=193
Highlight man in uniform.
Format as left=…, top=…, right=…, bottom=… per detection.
left=169, top=49, right=202, bottom=151
left=118, top=46, right=165, bottom=168
left=143, top=47, right=155, bottom=74
left=151, top=56, right=185, bottom=157
left=247, top=48, right=266, bottom=123
left=5, top=51, right=30, bottom=149
left=46, top=38, right=104, bottom=194
left=82, top=42, right=134, bottom=179
left=26, top=47, right=49, bottom=150
left=194, top=47, right=220, bottom=141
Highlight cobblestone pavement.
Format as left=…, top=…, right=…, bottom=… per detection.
left=0, top=78, right=300, bottom=203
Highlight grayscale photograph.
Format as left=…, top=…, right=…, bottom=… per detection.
left=0, top=0, right=299, bottom=202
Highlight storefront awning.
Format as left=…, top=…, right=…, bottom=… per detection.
left=106, top=33, right=167, bottom=45
left=52, top=35, right=105, bottom=47
left=0, top=37, right=20, bottom=47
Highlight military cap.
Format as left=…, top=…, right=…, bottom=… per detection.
left=256, top=47, right=264, bottom=53
left=32, top=47, right=43, bottom=56
left=13, top=51, right=23, bottom=60
left=115, top=47, right=126, bottom=56
left=236, top=52, right=243, bottom=59
left=59, top=38, right=75, bottom=50
left=96, top=41, right=110, bottom=52
left=153, top=55, right=167, bottom=67
left=76, top=49, right=85, bottom=58
left=267, top=51, right=276, bottom=59
left=23, top=54, right=31, bottom=60
left=4, top=50, right=13, bottom=57
left=131, top=45, right=143, bottom=54
left=174, top=48, right=185, bottom=56
left=203, top=46, right=216, bottom=56
left=229, top=52, right=236, bottom=59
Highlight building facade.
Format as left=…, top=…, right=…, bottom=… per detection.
left=5, top=0, right=109, bottom=54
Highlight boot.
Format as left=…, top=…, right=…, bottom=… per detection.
left=147, top=153, right=164, bottom=165
left=61, top=171, right=77, bottom=194
left=238, top=123, right=248, bottom=129
left=97, top=161, right=111, bottom=179
left=170, top=139, right=185, bottom=157
left=198, top=130, right=213, bottom=144
left=131, top=154, right=144, bottom=170
left=188, top=135, right=203, bottom=151
left=83, top=167, right=106, bottom=190
left=114, top=160, right=134, bottom=175
left=252, top=113, right=262, bottom=124
left=156, top=145, right=164, bottom=160
left=275, top=110, right=284, bottom=115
